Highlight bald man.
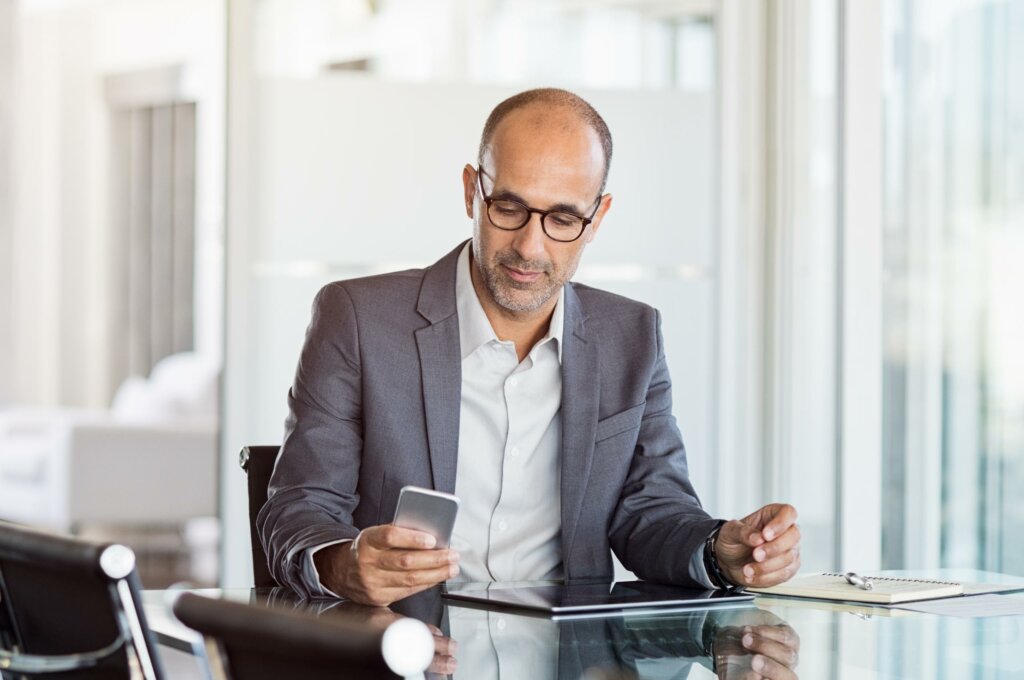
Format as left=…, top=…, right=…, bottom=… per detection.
left=258, top=88, right=801, bottom=608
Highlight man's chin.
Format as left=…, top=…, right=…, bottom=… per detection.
left=493, top=289, right=553, bottom=315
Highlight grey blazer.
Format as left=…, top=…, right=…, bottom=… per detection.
left=258, top=241, right=720, bottom=597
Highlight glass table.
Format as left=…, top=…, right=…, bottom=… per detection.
left=143, top=570, right=1024, bottom=679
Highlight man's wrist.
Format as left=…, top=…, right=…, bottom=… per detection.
left=702, top=520, right=737, bottom=590
left=313, top=542, right=352, bottom=596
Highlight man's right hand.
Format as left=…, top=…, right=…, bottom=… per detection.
left=314, top=525, right=460, bottom=606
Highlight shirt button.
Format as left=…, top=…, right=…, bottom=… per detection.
left=507, top=376, right=518, bottom=389
left=497, top=520, right=508, bottom=532
left=510, top=446, right=520, bottom=458
left=496, top=618, right=507, bottom=631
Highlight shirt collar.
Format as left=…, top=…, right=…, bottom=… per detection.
left=455, top=243, right=564, bottom=363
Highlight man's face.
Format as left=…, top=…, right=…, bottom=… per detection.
left=463, top=107, right=612, bottom=318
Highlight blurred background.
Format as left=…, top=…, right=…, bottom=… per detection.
left=0, top=0, right=1020, bottom=609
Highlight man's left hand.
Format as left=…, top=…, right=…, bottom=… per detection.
left=714, top=503, right=801, bottom=588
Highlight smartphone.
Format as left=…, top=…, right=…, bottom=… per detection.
left=392, top=486, right=460, bottom=549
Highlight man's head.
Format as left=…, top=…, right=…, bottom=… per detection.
left=463, top=88, right=614, bottom=320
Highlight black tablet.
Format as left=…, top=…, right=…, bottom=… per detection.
left=442, top=580, right=753, bottom=615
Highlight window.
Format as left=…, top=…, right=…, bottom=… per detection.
left=882, top=0, right=1024, bottom=572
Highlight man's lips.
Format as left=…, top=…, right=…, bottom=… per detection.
left=502, top=264, right=543, bottom=283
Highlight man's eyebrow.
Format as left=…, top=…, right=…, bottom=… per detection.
left=489, top=189, right=586, bottom=216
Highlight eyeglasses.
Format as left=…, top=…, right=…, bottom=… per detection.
left=476, top=167, right=600, bottom=243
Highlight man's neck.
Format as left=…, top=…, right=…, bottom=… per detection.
left=469, top=259, right=556, bottom=364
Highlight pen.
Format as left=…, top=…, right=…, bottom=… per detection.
left=844, top=572, right=874, bottom=590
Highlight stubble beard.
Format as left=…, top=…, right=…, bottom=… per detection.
left=481, top=250, right=561, bottom=314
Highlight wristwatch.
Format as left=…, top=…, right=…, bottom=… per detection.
left=702, top=520, right=736, bottom=590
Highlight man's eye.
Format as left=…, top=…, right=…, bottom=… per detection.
left=494, top=203, right=524, bottom=216
left=549, top=213, right=580, bottom=228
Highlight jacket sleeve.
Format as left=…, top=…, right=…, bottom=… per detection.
left=608, top=309, right=723, bottom=586
left=256, top=282, right=364, bottom=598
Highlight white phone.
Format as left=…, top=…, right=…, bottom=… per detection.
left=392, top=486, right=460, bottom=549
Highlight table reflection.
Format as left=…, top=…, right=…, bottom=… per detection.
left=145, top=571, right=1024, bottom=679
left=253, top=587, right=799, bottom=679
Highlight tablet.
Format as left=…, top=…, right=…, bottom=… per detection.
left=442, top=580, right=753, bottom=615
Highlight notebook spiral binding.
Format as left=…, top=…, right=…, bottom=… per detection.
left=823, top=573, right=960, bottom=586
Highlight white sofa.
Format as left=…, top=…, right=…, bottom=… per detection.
left=0, top=353, right=219, bottom=531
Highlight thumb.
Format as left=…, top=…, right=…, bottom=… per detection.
left=721, top=519, right=765, bottom=549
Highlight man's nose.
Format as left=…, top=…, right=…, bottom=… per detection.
left=511, top=212, right=547, bottom=261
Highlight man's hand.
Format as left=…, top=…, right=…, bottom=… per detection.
left=314, top=525, right=460, bottom=606
left=325, top=601, right=458, bottom=676
left=714, top=504, right=800, bottom=588
left=713, top=614, right=800, bottom=680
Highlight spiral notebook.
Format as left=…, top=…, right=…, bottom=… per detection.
left=748, top=573, right=964, bottom=604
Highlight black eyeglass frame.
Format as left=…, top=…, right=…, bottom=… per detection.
left=475, top=166, right=602, bottom=243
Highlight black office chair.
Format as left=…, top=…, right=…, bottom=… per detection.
left=172, top=592, right=434, bottom=680
left=238, top=445, right=280, bottom=588
left=0, top=521, right=165, bottom=679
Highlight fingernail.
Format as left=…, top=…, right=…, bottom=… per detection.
left=743, top=634, right=754, bottom=647
left=449, top=564, right=460, bottom=577
left=752, top=655, right=764, bottom=671
left=744, top=566, right=754, bottom=578
left=764, top=527, right=775, bottom=540
left=449, top=551, right=460, bottom=563
left=423, top=535, right=437, bottom=548
left=754, top=548, right=765, bottom=561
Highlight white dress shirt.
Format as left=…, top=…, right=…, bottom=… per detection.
left=449, top=243, right=564, bottom=582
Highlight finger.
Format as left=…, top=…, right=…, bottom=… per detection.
left=432, top=635, right=458, bottom=657
left=382, top=563, right=458, bottom=589
left=749, top=547, right=799, bottom=575
left=378, top=548, right=459, bottom=572
left=723, top=519, right=765, bottom=549
left=373, top=571, right=452, bottom=605
left=744, top=554, right=801, bottom=587
left=760, top=504, right=798, bottom=542
left=753, top=525, right=801, bottom=562
left=745, top=624, right=799, bottom=647
left=750, top=653, right=798, bottom=680
left=363, top=524, right=438, bottom=550
left=429, top=653, right=457, bottom=675
left=742, top=632, right=799, bottom=667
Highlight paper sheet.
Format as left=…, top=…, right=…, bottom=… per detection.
left=892, top=593, right=1024, bottom=618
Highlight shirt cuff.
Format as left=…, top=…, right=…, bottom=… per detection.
left=304, top=539, right=353, bottom=599
left=688, top=529, right=719, bottom=589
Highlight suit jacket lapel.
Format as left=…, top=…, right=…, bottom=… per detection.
left=560, top=284, right=600, bottom=575
left=414, top=242, right=466, bottom=495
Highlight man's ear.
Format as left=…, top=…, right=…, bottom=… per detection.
left=585, top=194, right=613, bottom=243
left=462, top=164, right=477, bottom=219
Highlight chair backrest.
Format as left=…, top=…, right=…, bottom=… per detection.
left=172, top=592, right=434, bottom=680
left=0, top=521, right=165, bottom=679
left=238, top=445, right=280, bottom=588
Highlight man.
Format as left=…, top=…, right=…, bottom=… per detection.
left=259, top=88, right=801, bottom=608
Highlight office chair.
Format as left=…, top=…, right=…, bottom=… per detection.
left=172, top=592, right=434, bottom=680
left=0, top=521, right=165, bottom=679
left=238, top=445, right=280, bottom=588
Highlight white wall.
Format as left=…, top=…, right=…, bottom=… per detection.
left=221, top=76, right=717, bottom=586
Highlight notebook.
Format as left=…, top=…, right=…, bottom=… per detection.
left=747, top=572, right=964, bottom=604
